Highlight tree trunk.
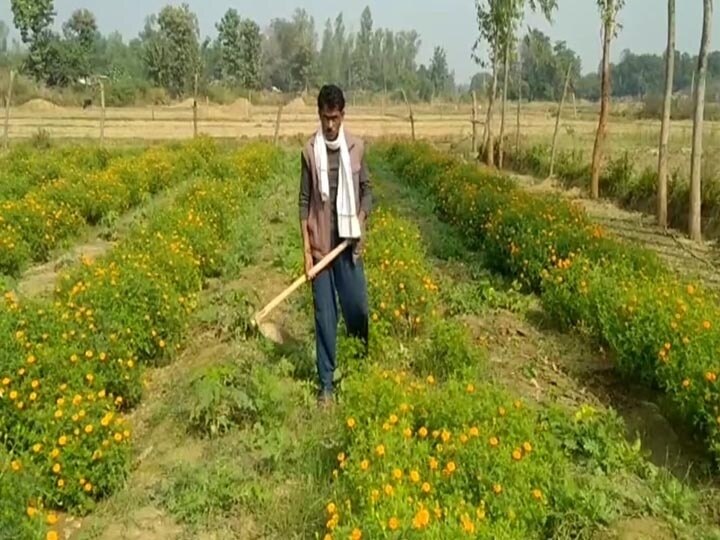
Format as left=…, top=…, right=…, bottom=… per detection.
left=549, top=63, right=573, bottom=178
left=590, top=3, right=614, bottom=199
left=689, top=0, right=713, bottom=242
left=498, top=41, right=510, bottom=168
left=657, top=0, right=675, bottom=230
left=485, top=59, right=498, bottom=167
left=472, top=90, right=478, bottom=160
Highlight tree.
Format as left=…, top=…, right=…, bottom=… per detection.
left=429, top=46, right=451, bottom=98
left=62, top=9, right=98, bottom=80
left=352, top=7, right=373, bottom=90
left=319, top=18, right=335, bottom=83
left=216, top=9, right=243, bottom=85
left=657, top=0, right=675, bottom=230
left=11, top=0, right=56, bottom=82
left=263, top=10, right=317, bottom=92
left=141, top=4, right=201, bottom=97
left=474, top=0, right=556, bottom=166
left=11, top=0, right=54, bottom=43
left=0, top=21, right=10, bottom=54
left=689, top=0, right=713, bottom=241
left=590, top=0, right=624, bottom=199
left=238, top=19, right=261, bottom=89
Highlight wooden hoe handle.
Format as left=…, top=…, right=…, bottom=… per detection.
left=254, top=240, right=351, bottom=323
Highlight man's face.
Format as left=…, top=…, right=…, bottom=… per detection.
left=319, top=106, right=344, bottom=141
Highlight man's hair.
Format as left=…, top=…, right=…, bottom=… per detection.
left=317, top=84, right=346, bottom=112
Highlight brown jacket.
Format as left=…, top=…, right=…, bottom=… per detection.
left=299, top=130, right=372, bottom=260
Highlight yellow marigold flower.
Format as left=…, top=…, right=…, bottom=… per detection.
left=532, top=488, right=543, bottom=501
left=350, top=528, right=362, bottom=540
left=360, top=459, right=370, bottom=471
left=11, top=460, right=21, bottom=471
left=337, top=452, right=346, bottom=463
left=85, top=424, right=94, bottom=434
left=326, top=502, right=337, bottom=515
left=346, top=417, right=356, bottom=429
left=31, top=380, right=39, bottom=389
left=426, top=375, right=435, bottom=385
left=47, top=532, right=59, bottom=540
left=26, top=506, right=37, bottom=518
left=512, top=448, right=523, bottom=461
left=493, top=483, right=503, bottom=494
left=371, top=489, right=380, bottom=502
left=460, top=434, right=469, bottom=444
left=410, top=470, right=421, bottom=483
left=489, top=436, right=499, bottom=447
left=389, top=414, right=399, bottom=425
left=429, top=457, right=439, bottom=470
left=523, top=441, right=533, bottom=453
left=9, top=390, right=17, bottom=400
left=441, top=430, right=451, bottom=443
left=50, top=448, right=60, bottom=459
left=58, top=435, right=67, bottom=446
left=403, top=427, right=413, bottom=438
left=375, top=445, right=385, bottom=457
left=498, top=406, right=506, bottom=417
left=323, top=535, right=332, bottom=540
left=52, top=463, right=61, bottom=474
left=1, top=377, right=10, bottom=386
left=412, top=507, right=430, bottom=529
left=444, top=461, right=457, bottom=474
left=418, top=426, right=428, bottom=438
left=421, top=482, right=431, bottom=494
left=461, top=513, right=476, bottom=534
left=384, top=484, right=394, bottom=496
left=382, top=422, right=391, bottom=431
left=32, top=443, right=42, bottom=453
left=469, top=427, right=480, bottom=437
left=388, top=516, right=399, bottom=531
left=114, top=433, right=123, bottom=442
left=54, top=410, right=63, bottom=419
left=466, top=383, right=475, bottom=393
left=46, top=513, right=58, bottom=525
left=392, top=468, right=403, bottom=480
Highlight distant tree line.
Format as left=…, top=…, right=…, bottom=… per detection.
left=1, top=1, right=455, bottom=103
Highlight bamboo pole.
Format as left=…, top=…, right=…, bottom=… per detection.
left=273, top=103, right=284, bottom=146
left=4, top=69, right=15, bottom=151
left=99, top=79, right=106, bottom=146
left=192, top=73, right=199, bottom=138
left=401, top=89, right=415, bottom=141
left=471, top=91, right=478, bottom=160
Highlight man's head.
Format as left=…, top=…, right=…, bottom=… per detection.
left=317, top=84, right=345, bottom=141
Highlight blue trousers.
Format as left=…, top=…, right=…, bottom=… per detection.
left=313, top=249, right=369, bottom=395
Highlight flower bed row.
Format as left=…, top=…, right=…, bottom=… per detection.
left=373, top=141, right=720, bottom=466
left=0, top=139, right=215, bottom=277
left=0, top=141, right=280, bottom=539
left=322, top=207, right=696, bottom=538
left=0, top=144, right=126, bottom=203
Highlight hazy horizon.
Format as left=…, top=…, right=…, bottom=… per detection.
left=0, top=0, right=717, bottom=84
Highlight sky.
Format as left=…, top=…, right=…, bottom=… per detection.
left=1, top=0, right=717, bottom=84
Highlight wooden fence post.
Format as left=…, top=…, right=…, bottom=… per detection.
left=549, top=63, right=573, bottom=178
left=98, top=80, right=106, bottom=146
left=273, top=103, right=284, bottom=146
left=4, top=69, right=15, bottom=151
left=401, top=89, right=415, bottom=141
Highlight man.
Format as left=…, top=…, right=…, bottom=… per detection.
left=299, top=84, right=371, bottom=404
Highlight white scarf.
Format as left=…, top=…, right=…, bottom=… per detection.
left=314, top=125, right=361, bottom=239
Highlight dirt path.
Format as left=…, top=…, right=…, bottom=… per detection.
left=512, top=171, right=720, bottom=288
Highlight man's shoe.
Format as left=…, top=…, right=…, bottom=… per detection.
left=317, top=391, right=334, bottom=410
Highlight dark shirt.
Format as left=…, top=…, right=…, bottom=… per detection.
left=299, top=149, right=372, bottom=226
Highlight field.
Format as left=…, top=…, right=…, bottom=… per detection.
left=3, top=98, right=720, bottom=539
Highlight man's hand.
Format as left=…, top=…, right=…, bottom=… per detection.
left=304, top=251, right=314, bottom=280
left=353, top=212, right=367, bottom=263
